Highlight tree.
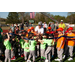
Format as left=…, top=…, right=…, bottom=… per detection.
left=6, top=12, right=19, bottom=24
left=18, top=12, right=25, bottom=24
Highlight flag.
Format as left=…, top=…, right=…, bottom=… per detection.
left=30, top=12, right=35, bottom=19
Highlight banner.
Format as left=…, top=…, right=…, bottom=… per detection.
left=30, top=12, right=35, bottom=19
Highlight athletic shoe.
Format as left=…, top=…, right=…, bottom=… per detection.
left=0, top=60, right=2, bottom=62
left=55, top=58, right=60, bottom=61
left=45, top=59, right=48, bottom=62
left=48, top=60, right=50, bottom=62
left=11, top=58, right=14, bottom=60
left=68, top=58, right=73, bottom=61
left=27, top=60, right=31, bottom=62
left=63, top=55, right=65, bottom=59
left=21, top=55, right=23, bottom=57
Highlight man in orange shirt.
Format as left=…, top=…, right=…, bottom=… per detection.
left=55, top=28, right=65, bottom=62
left=66, top=27, right=75, bottom=61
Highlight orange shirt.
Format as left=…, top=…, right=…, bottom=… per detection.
left=66, top=33, right=75, bottom=46
left=57, top=34, right=65, bottom=49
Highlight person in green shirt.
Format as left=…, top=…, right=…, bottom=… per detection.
left=44, top=34, right=54, bottom=62
left=24, top=39, right=29, bottom=61
left=19, top=35, right=25, bottom=57
left=4, top=33, right=12, bottom=62
left=27, top=34, right=37, bottom=62
left=38, top=33, right=47, bottom=61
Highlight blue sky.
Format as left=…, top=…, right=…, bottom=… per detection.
left=0, top=12, right=68, bottom=19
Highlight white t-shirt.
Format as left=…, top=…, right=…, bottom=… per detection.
left=43, top=24, right=48, bottom=28
left=35, top=26, right=44, bottom=34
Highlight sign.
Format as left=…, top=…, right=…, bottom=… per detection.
left=29, top=20, right=34, bottom=23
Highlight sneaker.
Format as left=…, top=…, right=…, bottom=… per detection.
left=27, top=60, right=31, bottom=62
left=21, top=55, right=23, bottom=57
left=68, top=58, right=73, bottom=61
left=0, top=60, right=2, bottom=62
left=48, top=60, right=50, bottom=62
left=63, top=55, right=65, bottom=59
left=11, top=58, right=14, bottom=60
left=55, top=58, right=60, bottom=61
left=45, top=59, right=48, bottom=62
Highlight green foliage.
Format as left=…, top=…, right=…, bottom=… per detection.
left=6, top=12, right=19, bottom=24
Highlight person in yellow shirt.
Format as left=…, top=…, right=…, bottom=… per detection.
left=55, top=28, right=65, bottom=62
left=66, top=27, right=75, bottom=61
left=59, top=20, right=66, bottom=34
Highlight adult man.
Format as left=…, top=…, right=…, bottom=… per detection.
left=43, top=22, right=47, bottom=33
left=59, top=20, right=66, bottom=34
left=35, top=22, right=44, bottom=35
left=35, top=22, right=44, bottom=57
left=10, top=24, right=15, bottom=33
left=51, top=22, right=55, bottom=31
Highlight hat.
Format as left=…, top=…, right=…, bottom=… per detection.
left=27, top=29, right=31, bottom=32
left=51, top=31, right=54, bottom=34
left=57, top=28, right=63, bottom=31
left=68, top=27, right=73, bottom=31
left=38, top=22, right=42, bottom=25
left=61, top=20, right=63, bottom=22
left=31, top=27, right=34, bottom=30
left=65, top=30, right=69, bottom=33
left=48, top=27, right=51, bottom=30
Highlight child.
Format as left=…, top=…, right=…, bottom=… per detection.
left=19, top=35, right=25, bottom=57
left=24, top=39, right=29, bottom=61
left=38, top=33, right=47, bottom=61
left=66, top=27, right=75, bottom=61
left=11, top=36, right=16, bottom=60
left=45, top=34, right=54, bottom=62
left=4, top=33, right=12, bottom=62
left=55, top=28, right=65, bottom=62
left=46, top=27, right=51, bottom=35
left=31, top=27, right=36, bottom=36
left=27, top=34, right=37, bottom=62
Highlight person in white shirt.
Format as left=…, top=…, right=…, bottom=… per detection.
left=35, top=22, right=44, bottom=35
left=43, top=22, right=47, bottom=33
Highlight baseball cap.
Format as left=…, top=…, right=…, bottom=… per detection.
left=38, top=22, right=42, bottom=25
left=31, top=27, right=34, bottom=30
left=68, top=27, right=73, bottom=31
left=48, top=27, right=51, bottom=30
left=57, top=28, right=63, bottom=31
left=27, top=29, right=31, bottom=32
left=61, top=20, right=63, bottom=22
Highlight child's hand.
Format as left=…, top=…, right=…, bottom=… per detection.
left=58, top=47, right=61, bottom=51
left=11, top=48, right=13, bottom=51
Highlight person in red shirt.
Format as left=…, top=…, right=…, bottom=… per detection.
left=15, top=24, right=19, bottom=34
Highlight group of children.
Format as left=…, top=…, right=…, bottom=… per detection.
left=2, top=24, right=75, bottom=62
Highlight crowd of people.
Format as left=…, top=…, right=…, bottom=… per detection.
left=0, top=20, right=75, bottom=62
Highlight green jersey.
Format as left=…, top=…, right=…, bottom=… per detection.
left=24, top=42, right=29, bottom=52
left=40, top=39, right=47, bottom=49
left=46, top=39, right=54, bottom=46
left=4, top=40, right=11, bottom=50
left=29, top=40, right=37, bottom=51
left=19, top=39, right=25, bottom=48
